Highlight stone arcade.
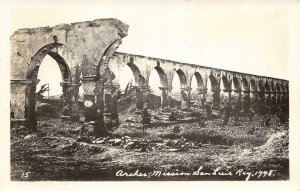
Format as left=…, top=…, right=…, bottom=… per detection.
left=10, top=18, right=289, bottom=130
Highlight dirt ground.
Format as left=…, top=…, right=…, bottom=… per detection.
left=10, top=108, right=289, bottom=181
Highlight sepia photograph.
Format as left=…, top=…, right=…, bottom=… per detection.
left=1, top=0, right=300, bottom=190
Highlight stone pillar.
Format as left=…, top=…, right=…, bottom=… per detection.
left=283, top=93, right=289, bottom=105
left=242, top=90, right=251, bottom=113
left=180, top=87, right=191, bottom=108
left=159, top=87, right=168, bottom=109
left=258, top=91, right=265, bottom=102
left=133, top=85, right=149, bottom=110
left=196, top=88, right=206, bottom=108
left=222, top=88, right=232, bottom=104
left=232, top=89, right=242, bottom=105
left=24, top=79, right=40, bottom=131
left=81, top=76, right=105, bottom=121
left=270, top=92, right=276, bottom=105
left=11, top=80, right=34, bottom=121
left=211, top=87, right=221, bottom=109
left=60, top=81, right=81, bottom=121
left=275, top=92, right=281, bottom=103
left=103, top=84, right=113, bottom=113
left=264, top=91, right=271, bottom=106
left=111, top=84, right=120, bottom=114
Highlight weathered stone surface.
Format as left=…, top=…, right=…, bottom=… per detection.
left=10, top=18, right=128, bottom=130
left=10, top=18, right=288, bottom=132
left=109, top=52, right=289, bottom=109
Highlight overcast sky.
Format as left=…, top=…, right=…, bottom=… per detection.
left=9, top=0, right=290, bottom=81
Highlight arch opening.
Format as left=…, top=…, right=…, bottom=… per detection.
left=190, top=72, right=204, bottom=106
left=25, top=43, right=74, bottom=129
left=148, top=67, right=167, bottom=108
left=119, top=64, right=135, bottom=92
left=220, top=76, right=230, bottom=105
left=206, top=74, right=219, bottom=107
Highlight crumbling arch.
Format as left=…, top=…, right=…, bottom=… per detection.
left=170, top=69, right=188, bottom=102
left=27, top=43, right=73, bottom=81
left=220, top=76, right=230, bottom=104
left=206, top=73, right=219, bottom=106
left=250, top=79, right=257, bottom=91
left=25, top=43, right=75, bottom=131
left=175, top=69, right=188, bottom=88
left=127, top=62, right=145, bottom=86
left=208, top=73, right=218, bottom=90
left=190, top=72, right=204, bottom=106
left=264, top=81, right=270, bottom=92
left=231, top=77, right=241, bottom=90
left=154, top=65, right=168, bottom=87
left=241, top=78, right=250, bottom=112
left=241, top=78, right=249, bottom=91
left=257, top=80, right=265, bottom=101
left=275, top=82, right=282, bottom=103
left=221, top=76, right=231, bottom=90
left=190, top=72, right=204, bottom=89
left=264, top=81, right=271, bottom=104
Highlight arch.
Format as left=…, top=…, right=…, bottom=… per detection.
left=269, top=80, right=275, bottom=92
left=279, top=83, right=285, bottom=93
left=154, top=66, right=168, bottom=87
left=220, top=76, right=230, bottom=104
left=208, top=74, right=218, bottom=89
left=190, top=72, right=204, bottom=89
left=25, top=43, right=76, bottom=131
left=127, top=62, right=145, bottom=86
left=232, top=77, right=240, bottom=90
left=264, top=81, right=270, bottom=92
left=175, top=69, right=187, bottom=88
left=275, top=82, right=281, bottom=93
left=221, top=76, right=230, bottom=89
left=250, top=79, right=257, bottom=91
left=241, top=78, right=249, bottom=91
left=27, top=43, right=73, bottom=81
left=258, top=80, right=264, bottom=92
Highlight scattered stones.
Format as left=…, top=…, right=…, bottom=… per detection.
left=24, top=134, right=37, bottom=140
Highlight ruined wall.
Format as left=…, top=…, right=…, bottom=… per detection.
left=108, top=52, right=289, bottom=109
left=11, top=18, right=128, bottom=120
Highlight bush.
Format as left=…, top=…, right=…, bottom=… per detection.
left=36, top=103, right=58, bottom=118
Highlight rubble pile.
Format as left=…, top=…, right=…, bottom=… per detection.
left=91, top=135, right=202, bottom=152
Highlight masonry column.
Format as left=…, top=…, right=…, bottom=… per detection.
left=196, top=88, right=206, bottom=108
left=60, top=81, right=81, bottom=121
left=211, top=87, right=221, bottom=109
left=242, top=90, right=251, bottom=113
left=264, top=91, right=271, bottom=107
left=81, top=76, right=105, bottom=121
left=270, top=91, right=276, bottom=105
left=24, top=79, right=40, bottom=131
left=275, top=91, right=281, bottom=103
left=133, top=85, right=149, bottom=110
left=180, top=87, right=191, bottom=108
left=159, top=87, right=168, bottom=109
left=232, top=89, right=242, bottom=107
left=222, top=88, right=232, bottom=104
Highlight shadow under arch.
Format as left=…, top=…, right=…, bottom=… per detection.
left=190, top=72, right=204, bottom=89
left=257, top=80, right=265, bottom=101
left=220, top=75, right=230, bottom=104
left=189, top=72, right=205, bottom=107
left=127, top=61, right=145, bottom=86
left=154, top=65, right=168, bottom=88
left=175, top=69, right=187, bottom=88
left=207, top=73, right=219, bottom=107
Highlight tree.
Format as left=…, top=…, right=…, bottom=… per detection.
left=35, top=84, right=49, bottom=100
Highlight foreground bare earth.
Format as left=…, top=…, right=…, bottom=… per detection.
left=11, top=109, right=288, bottom=181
